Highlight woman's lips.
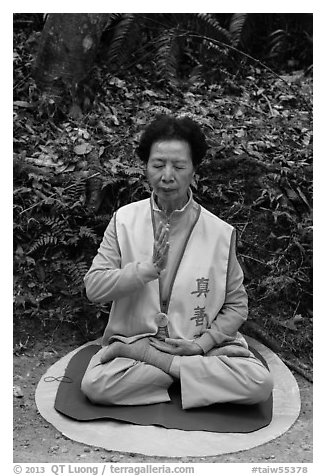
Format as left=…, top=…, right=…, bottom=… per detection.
left=160, top=188, right=176, bottom=193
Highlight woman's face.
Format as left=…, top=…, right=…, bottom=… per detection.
left=147, top=139, right=195, bottom=213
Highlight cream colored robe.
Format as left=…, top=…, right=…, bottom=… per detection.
left=82, top=193, right=273, bottom=408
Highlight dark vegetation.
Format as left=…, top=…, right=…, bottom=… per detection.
left=13, top=14, right=312, bottom=377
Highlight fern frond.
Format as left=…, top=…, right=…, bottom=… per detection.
left=65, top=225, right=99, bottom=247
left=78, top=226, right=99, bottom=244
left=60, top=302, right=83, bottom=319
left=152, top=13, right=231, bottom=82
left=104, top=13, right=232, bottom=82
left=155, top=27, right=180, bottom=84
left=104, top=13, right=125, bottom=30
left=106, top=14, right=139, bottom=66
left=40, top=216, right=67, bottom=236
left=92, top=214, right=113, bottom=225
left=65, top=260, right=90, bottom=288
left=64, top=178, right=87, bottom=205
left=191, top=13, right=231, bottom=44
left=28, top=233, right=59, bottom=254
left=41, top=216, right=60, bottom=227
left=200, top=38, right=230, bottom=57
left=229, top=13, right=248, bottom=46
left=268, top=29, right=288, bottom=57
left=43, top=196, right=66, bottom=212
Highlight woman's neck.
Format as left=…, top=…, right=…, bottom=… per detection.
left=157, top=194, right=189, bottom=216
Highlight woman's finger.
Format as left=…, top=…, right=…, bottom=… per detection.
left=164, top=338, right=182, bottom=346
left=156, top=222, right=169, bottom=245
left=156, top=221, right=165, bottom=242
left=153, top=222, right=169, bottom=271
left=156, top=221, right=164, bottom=235
left=160, top=239, right=169, bottom=255
left=156, top=244, right=169, bottom=269
left=211, top=346, right=251, bottom=358
left=149, top=338, right=178, bottom=354
left=155, top=232, right=169, bottom=258
left=100, top=342, right=119, bottom=363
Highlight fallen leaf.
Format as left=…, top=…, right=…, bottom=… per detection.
left=74, top=143, right=93, bottom=155
left=135, top=117, right=147, bottom=125
left=25, top=156, right=57, bottom=167
left=13, top=101, right=33, bottom=108
left=77, top=128, right=90, bottom=140
left=56, top=164, right=76, bottom=173
left=110, top=115, right=119, bottom=126
left=143, top=89, right=158, bottom=97
left=280, top=314, right=304, bottom=331
left=293, top=314, right=304, bottom=325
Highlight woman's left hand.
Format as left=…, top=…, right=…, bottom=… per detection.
left=149, top=337, right=203, bottom=356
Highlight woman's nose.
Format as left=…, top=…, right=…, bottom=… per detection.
left=162, top=165, right=174, bottom=182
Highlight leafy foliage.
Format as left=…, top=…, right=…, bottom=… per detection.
left=98, top=13, right=233, bottom=85
left=13, top=15, right=312, bottom=367
left=229, top=14, right=248, bottom=47
left=97, top=13, right=312, bottom=86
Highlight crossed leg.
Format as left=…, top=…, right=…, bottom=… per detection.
left=81, top=346, right=273, bottom=409
left=81, top=347, right=173, bottom=406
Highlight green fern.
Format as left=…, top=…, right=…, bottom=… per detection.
left=66, top=225, right=99, bottom=246
left=78, top=226, right=99, bottom=243
left=268, top=29, right=289, bottom=58
left=186, top=13, right=231, bottom=44
left=40, top=216, right=67, bottom=236
left=102, top=13, right=232, bottom=84
left=155, top=27, right=180, bottom=84
left=229, top=13, right=248, bottom=47
left=65, top=260, right=90, bottom=289
left=62, top=178, right=87, bottom=206
left=59, top=302, right=83, bottom=321
left=105, top=13, right=138, bottom=67
left=28, top=233, right=59, bottom=254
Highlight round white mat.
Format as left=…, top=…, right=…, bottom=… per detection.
left=35, top=336, right=300, bottom=457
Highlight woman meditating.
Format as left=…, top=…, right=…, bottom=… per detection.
left=81, top=115, right=273, bottom=410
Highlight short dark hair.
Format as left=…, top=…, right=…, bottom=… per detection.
left=136, top=115, right=208, bottom=168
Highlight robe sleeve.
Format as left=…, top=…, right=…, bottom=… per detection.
left=194, top=229, right=248, bottom=354
left=84, top=213, right=159, bottom=303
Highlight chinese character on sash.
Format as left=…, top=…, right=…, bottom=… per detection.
left=191, top=277, right=210, bottom=298
left=190, top=306, right=208, bottom=327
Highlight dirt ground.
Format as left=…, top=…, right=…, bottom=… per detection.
left=13, top=338, right=313, bottom=464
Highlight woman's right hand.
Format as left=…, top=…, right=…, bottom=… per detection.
left=152, top=221, right=169, bottom=273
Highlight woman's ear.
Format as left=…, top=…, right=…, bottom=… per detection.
left=191, top=172, right=198, bottom=189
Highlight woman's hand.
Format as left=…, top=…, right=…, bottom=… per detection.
left=206, top=345, right=252, bottom=358
left=152, top=221, right=170, bottom=273
left=150, top=339, right=252, bottom=358
left=150, top=337, right=203, bottom=356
